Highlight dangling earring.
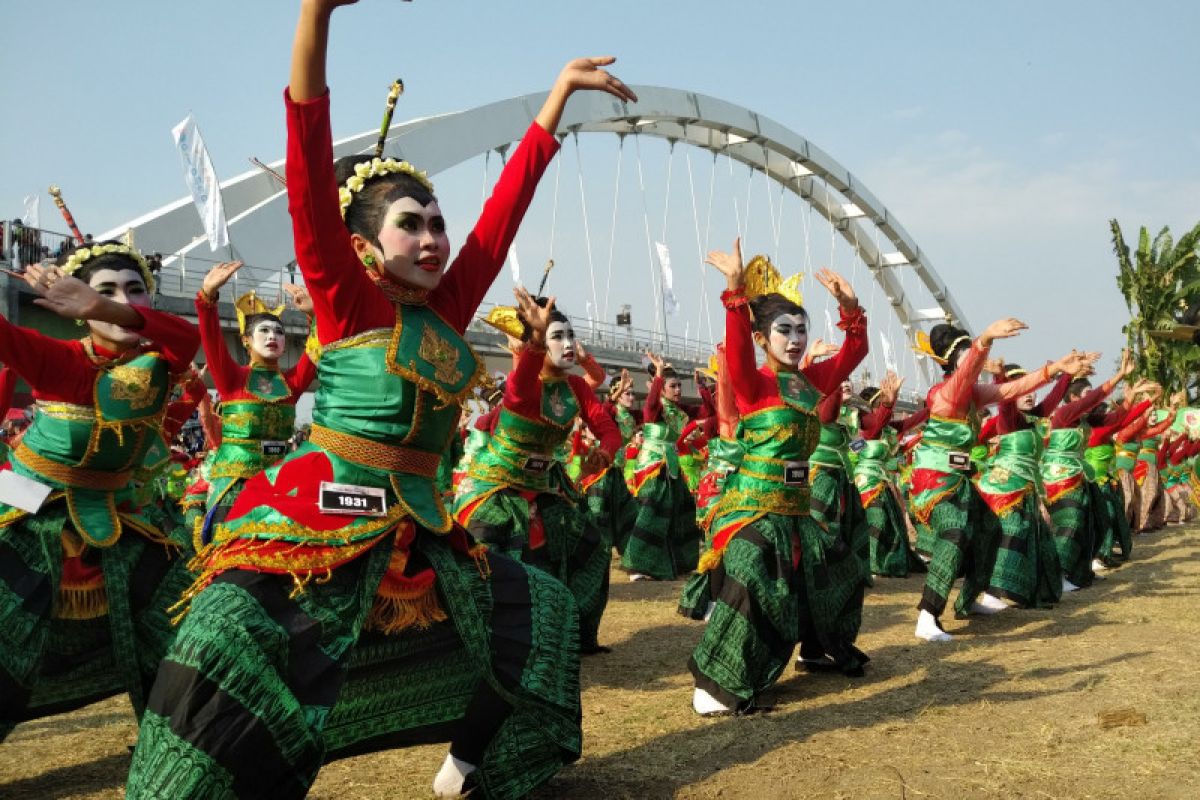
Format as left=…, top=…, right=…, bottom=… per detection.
left=362, top=254, right=376, bottom=267
left=75, top=318, right=86, bottom=327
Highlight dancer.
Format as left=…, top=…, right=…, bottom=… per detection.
left=854, top=373, right=926, bottom=577
left=687, top=241, right=867, bottom=715
left=454, top=290, right=621, bottom=653
left=193, top=260, right=316, bottom=543
left=0, top=245, right=198, bottom=738
left=910, top=322, right=1085, bottom=642
left=622, top=353, right=711, bottom=580
left=127, top=1, right=636, bottom=796
left=973, top=354, right=1095, bottom=610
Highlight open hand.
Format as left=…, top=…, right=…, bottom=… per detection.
left=815, top=268, right=858, bottom=310
left=201, top=261, right=244, bottom=301
left=981, top=317, right=1027, bottom=346
left=514, top=286, right=555, bottom=339
left=704, top=237, right=744, bottom=291
left=553, top=56, right=638, bottom=104
left=282, top=282, right=314, bottom=315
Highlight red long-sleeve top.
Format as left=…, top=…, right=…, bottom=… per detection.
left=162, top=372, right=211, bottom=442
left=859, top=402, right=895, bottom=440
left=925, top=340, right=1054, bottom=419
left=643, top=374, right=715, bottom=424
left=1142, top=415, right=1174, bottom=441
left=505, top=344, right=621, bottom=460
left=817, top=390, right=843, bottom=424
left=1087, top=400, right=1151, bottom=447
left=196, top=293, right=317, bottom=403
left=1050, top=381, right=1119, bottom=429
left=889, top=406, right=929, bottom=437
left=0, top=308, right=198, bottom=402
left=1115, top=409, right=1152, bottom=444
left=724, top=290, right=868, bottom=414
left=285, top=89, right=558, bottom=342
left=0, top=367, right=15, bottom=418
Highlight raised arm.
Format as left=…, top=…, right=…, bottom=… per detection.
left=196, top=262, right=247, bottom=396
left=801, top=268, right=868, bottom=394
left=1032, top=372, right=1072, bottom=418
left=573, top=376, right=621, bottom=461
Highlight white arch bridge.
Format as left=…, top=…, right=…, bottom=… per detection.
left=104, top=85, right=971, bottom=391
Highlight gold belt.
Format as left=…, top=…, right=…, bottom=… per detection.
left=309, top=424, right=441, bottom=478
left=12, top=444, right=132, bottom=491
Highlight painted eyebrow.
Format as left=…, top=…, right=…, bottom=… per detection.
left=92, top=281, right=146, bottom=290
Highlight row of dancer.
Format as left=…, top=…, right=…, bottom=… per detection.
left=1, top=0, right=1195, bottom=796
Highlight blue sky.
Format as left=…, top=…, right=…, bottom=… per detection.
left=4, top=0, right=1199, bottom=390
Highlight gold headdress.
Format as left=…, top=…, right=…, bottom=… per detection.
left=913, top=330, right=971, bottom=366
left=480, top=306, right=525, bottom=340
left=235, top=290, right=286, bottom=335
left=696, top=353, right=721, bottom=381
left=743, top=255, right=803, bottom=306
left=61, top=243, right=156, bottom=295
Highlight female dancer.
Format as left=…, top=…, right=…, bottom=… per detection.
left=910, top=322, right=1084, bottom=642
left=973, top=354, right=1096, bottom=610
left=193, top=260, right=316, bottom=542
left=0, top=245, right=198, bottom=738
left=853, top=373, right=926, bottom=577
left=454, top=290, right=621, bottom=653
left=127, top=1, right=636, bottom=796
left=687, top=240, right=867, bottom=715
left=623, top=353, right=712, bottom=580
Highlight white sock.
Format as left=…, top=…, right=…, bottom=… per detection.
left=914, top=609, right=952, bottom=642
left=433, top=753, right=477, bottom=798
left=692, top=686, right=732, bottom=715
left=1062, top=576, right=1080, bottom=593
left=629, top=572, right=650, bottom=582
left=970, top=592, right=1008, bottom=614
left=917, top=553, right=932, bottom=564
left=702, top=601, right=716, bottom=622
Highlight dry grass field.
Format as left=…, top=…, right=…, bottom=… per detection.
left=4, top=524, right=1198, bottom=800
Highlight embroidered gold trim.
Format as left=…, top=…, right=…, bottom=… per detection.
left=34, top=401, right=95, bottom=421
left=310, top=423, right=441, bottom=477
left=13, top=445, right=133, bottom=491
left=321, top=327, right=393, bottom=352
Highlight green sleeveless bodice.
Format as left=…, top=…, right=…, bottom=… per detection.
left=1084, top=443, right=1115, bottom=483
left=853, top=439, right=892, bottom=492
left=810, top=421, right=851, bottom=472
left=1137, top=436, right=1160, bottom=465
left=912, top=415, right=978, bottom=474
left=1114, top=441, right=1139, bottom=472
left=211, top=367, right=297, bottom=480
left=716, top=371, right=822, bottom=518
left=466, top=379, right=579, bottom=494
left=304, top=305, right=483, bottom=532
left=1041, top=426, right=1087, bottom=484
left=8, top=350, right=172, bottom=546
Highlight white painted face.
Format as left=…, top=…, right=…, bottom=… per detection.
left=545, top=320, right=576, bottom=369
left=663, top=377, right=683, bottom=402
left=767, top=313, right=808, bottom=367
left=373, top=197, right=450, bottom=291
left=86, top=268, right=151, bottom=348
left=1017, top=392, right=1036, bottom=412
left=617, top=386, right=636, bottom=409
left=245, top=318, right=286, bottom=363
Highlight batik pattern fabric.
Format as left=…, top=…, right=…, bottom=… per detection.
left=688, top=374, right=860, bottom=705
left=975, top=428, right=1061, bottom=607
left=454, top=377, right=610, bottom=651
left=622, top=407, right=701, bottom=579
left=1041, top=427, right=1094, bottom=587
left=910, top=415, right=996, bottom=617
left=0, top=352, right=192, bottom=739
left=855, top=439, right=924, bottom=577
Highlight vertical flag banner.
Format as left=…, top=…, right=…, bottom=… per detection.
left=507, top=243, right=521, bottom=285
left=824, top=308, right=836, bottom=340
left=654, top=241, right=680, bottom=316
left=172, top=114, right=230, bottom=251
left=880, top=332, right=898, bottom=373
left=21, top=194, right=40, bottom=228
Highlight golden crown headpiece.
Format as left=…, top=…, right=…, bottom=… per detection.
left=61, top=243, right=156, bottom=295
left=480, top=305, right=525, bottom=340
left=235, top=290, right=286, bottom=335
left=339, top=158, right=434, bottom=219
left=912, top=330, right=971, bottom=366
left=743, top=255, right=803, bottom=306
left=696, top=353, right=721, bottom=381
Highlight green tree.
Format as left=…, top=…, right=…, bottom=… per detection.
left=1111, top=219, right=1200, bottom=400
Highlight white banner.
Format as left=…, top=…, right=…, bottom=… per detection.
left=507, top=244, right=521, bottom=285
left=21, top=194, right=39, bottom=228
left=824, top=307, right=836, bottom=340
left=880, top=332, right=898, bottom=373
left=171, top=114, right=229, bottom=251
left=654, top=241, right=679, bottom=316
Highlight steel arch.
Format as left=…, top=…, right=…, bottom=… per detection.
left=104, top=85, right=971, bottom=360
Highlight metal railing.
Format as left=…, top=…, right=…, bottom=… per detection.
left=0, top=223, right=78, bottom=268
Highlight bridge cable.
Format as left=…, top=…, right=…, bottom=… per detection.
left=572, top=132, right=602, bottom=327
left=601, top=136, right=625, bottom=322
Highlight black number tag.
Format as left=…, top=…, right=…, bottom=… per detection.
left=850, top=438, right=867, bottom=453
left=523, top=455, right=553, bottom=474
left=261, top=440, right=289, bottom=456
left=318, top=481, right=387, bottom=516
left=947, top=451, right=971, bottom=471
left=783, top=462, right=809, bottom=486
